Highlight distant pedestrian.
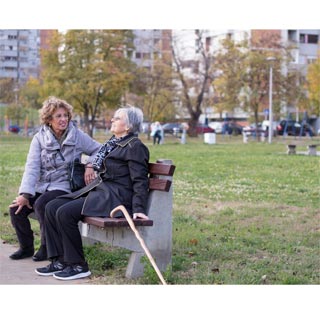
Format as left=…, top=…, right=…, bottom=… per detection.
left=180, top=122, right=189, bottom=144
left=151, top=121, right=163, bottom=145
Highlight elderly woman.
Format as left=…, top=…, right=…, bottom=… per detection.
left=35, top=105, right=150, bottom=280
left=9, top=97, right=101, bottom=262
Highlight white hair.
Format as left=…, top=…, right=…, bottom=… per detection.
left=117, top=105, right=144, bottom=134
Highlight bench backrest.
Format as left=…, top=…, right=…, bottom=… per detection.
left=148, top=162, right=176, bottom=192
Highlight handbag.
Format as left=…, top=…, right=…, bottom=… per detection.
left=68, top=158, right=86, bottom=192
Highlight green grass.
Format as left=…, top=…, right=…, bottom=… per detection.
left=1, top=133, right=319, bottom=284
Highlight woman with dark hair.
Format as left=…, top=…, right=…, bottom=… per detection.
left=9, top=96, right=101, bottom=262
left=36, top=105, right=150, bottom=280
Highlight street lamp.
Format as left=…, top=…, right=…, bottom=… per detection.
left=266, top=57, right=276, bottom=144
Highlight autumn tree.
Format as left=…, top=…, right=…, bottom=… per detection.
left=130, top=60, right=177, bottom=124
left=0, top=78, right=16, bottom=104
left=212, top=38, right=247, bottom=119
left=171, top=30, right=214, bottom=137
left=213, top=32, right=304, bottom=130
left=306, top=54, right=320, bottom=116
left=40, top=30, right=135, bottom=136
left=0, top=78, right=26, bottom=126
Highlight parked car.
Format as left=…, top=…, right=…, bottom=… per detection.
left=243, top=123, right=264, bottom=136
left=276, top=120, right=315, bottom=136
left=208, top=121, right=223, bottom=133
left=162, top=123, right=183, bottom=136
left=8, top=125, right=20, bottom=133
left=222, top=122, right=243, bottom=135
left=196, top=123, right=215, bottom=134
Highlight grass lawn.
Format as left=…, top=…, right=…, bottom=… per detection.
left=0, top=132, right=319, bottom=284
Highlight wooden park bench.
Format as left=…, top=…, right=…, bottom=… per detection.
left=79, top=159, right=175, bottom=279
left=242, top=129, right=267, bottom=143
left=31, top=159, right=175, bottom=279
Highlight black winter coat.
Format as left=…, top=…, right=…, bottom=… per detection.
left=61, top=134, right=150, bottom=217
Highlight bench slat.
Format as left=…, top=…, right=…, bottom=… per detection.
left=83, top=216, right=153, bottom=228
left=148, top=163, right=175, bottom=176
left=149, top=178, right=172, bottom=192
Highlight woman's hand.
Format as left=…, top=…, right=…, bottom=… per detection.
left=133, top=213, right=149, bottom=220
left=84, top=166, right=96, bottom=185
left=9, top=195, right=32, bottom=215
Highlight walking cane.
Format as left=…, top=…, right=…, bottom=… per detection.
left=110, top=205, right=167, bottom=285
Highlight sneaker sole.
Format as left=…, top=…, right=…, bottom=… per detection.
left=53, top=271, right=91, bottom=281
left=35, top=269, right=60, bottom=276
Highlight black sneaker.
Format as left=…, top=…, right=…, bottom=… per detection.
left=35, top=260, right=66, bottom=276
left=53, top=263, right=91, bottom=280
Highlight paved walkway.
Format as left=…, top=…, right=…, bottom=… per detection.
left=0, top=240, right=91, bottom=285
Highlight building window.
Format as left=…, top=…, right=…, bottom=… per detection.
left=142, top=52, right=151, bottom=59
left=205, top=37, right=211, bottom=51
left=307, top=57, right=317, bottom=64
left=135, top=52, right=141, bottom=59
left=299, top=33, right=319, bottom=44
left=288, top=30, right=297, bottom=42
left=308, top=34, right=318, bottom=44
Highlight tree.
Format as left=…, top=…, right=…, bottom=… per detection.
left=19, top=77, right=42, bottom=109
left=212, top=38, right=247, bottom=118
left=40, top=30, right=135, bottom=136
left=0, top=78, right=16, bottom=104
left=213, top=32, right=304, bottom=131
left=171, top=30, right=214, bottom=137
left=130, top=60, right=177, bottom=124
left=306, top=54, right=320, bottom=116
left=0, top=78, right=26, bottom=126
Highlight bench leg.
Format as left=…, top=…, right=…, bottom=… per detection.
left=125, top=250, right=171, bottom=279
left=308, top=147, right=317, bottom=156
left=287, top=146, right=296, bottom=155
left=125, top=252, right=145, bottom=278
left=125, top=246, right=172, bottom=279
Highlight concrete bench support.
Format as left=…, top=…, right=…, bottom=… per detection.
left=308, top=145, right=317, bottom=156
left=287, top=144, right=296, bottom=155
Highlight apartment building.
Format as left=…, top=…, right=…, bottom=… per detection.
left=0, top=30, right=40, bottom=84
left=173, top=29, right=319, bottom=122
left=132, top=29, right=172, bottom=68
left=283, top=29, right=320, bottom=72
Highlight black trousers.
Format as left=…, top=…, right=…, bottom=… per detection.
left=153, top=132, right=161, bottom=144
left=45, top=197, right=86, bottom=264
left=9, top=190, right=67, bottom=249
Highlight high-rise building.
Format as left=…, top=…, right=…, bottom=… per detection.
left=251, top=29, right=319, bottom=73
left=132, top=30, right=172, bottom=68
left=173, top=29, right=319, bottom=122
left=0, top=30, right=41, bottom=84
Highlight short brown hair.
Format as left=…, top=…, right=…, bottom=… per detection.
left=39, top=96, right=73, bottom=125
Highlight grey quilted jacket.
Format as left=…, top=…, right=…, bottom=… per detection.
left=19, top=121, right=101, bottom=196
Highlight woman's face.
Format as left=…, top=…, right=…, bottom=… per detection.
left=49, top=107, right=69, bottom=136
left=110, top=110, right=129, bottom=138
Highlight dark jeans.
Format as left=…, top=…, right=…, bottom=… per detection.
left=153, top=132, right=161, bottom=144
left=45, top=197, right=86, bottom=264
left=9, top=190, right=68, bottom=249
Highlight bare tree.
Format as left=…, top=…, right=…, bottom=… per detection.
left=171, top=30, right=214, bottom=136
